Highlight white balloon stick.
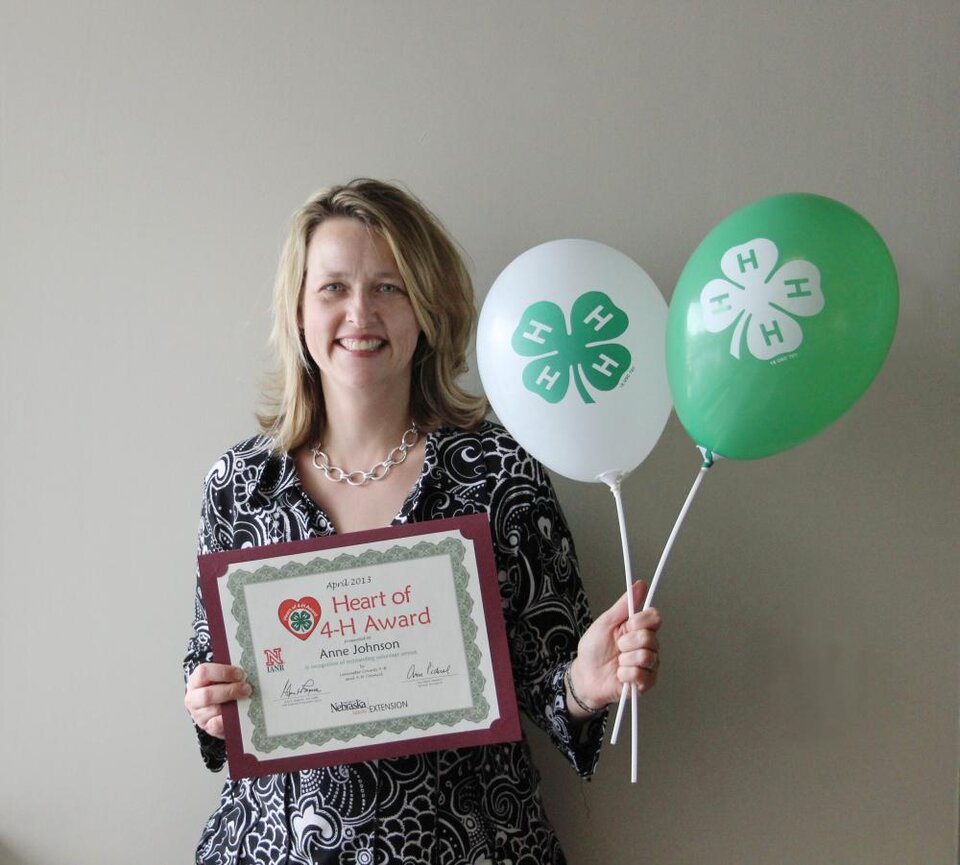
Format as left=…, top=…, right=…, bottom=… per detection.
left=645, top=462, right=711, bottom=610
left=608, top=480, right=639, bottom=783
left=610, top=687, right=629, bottom=745
left=610, top=682, right=628, bottom=744
left=609, top=456, right=714, bottom=771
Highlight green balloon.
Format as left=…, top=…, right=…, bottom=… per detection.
left=666, top=193, right=898, bottom=460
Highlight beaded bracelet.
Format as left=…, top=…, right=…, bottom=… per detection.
left=564, top=660, right=603, bottom=714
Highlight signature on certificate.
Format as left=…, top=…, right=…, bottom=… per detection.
left=280, top=678, right=324, bottom=699
left=406, top=661, right=453, bottom=680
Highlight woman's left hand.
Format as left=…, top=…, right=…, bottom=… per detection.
left=566, top=580, right=662, bottom=717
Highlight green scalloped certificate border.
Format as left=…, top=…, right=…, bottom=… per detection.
left=227, top=537, right=490, bottom=753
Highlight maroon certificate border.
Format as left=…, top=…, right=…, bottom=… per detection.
left=198, top=513, right=521, bottom=779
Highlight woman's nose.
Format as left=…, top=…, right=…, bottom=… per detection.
left=346, top=289, right=375, bottom=325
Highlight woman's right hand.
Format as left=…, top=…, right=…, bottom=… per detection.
left=184, top=663, right=252, bottom=739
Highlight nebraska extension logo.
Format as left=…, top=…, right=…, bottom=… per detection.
left=263, top=647, right=284, bottom=673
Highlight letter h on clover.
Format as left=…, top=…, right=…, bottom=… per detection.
left=700, top=238, right=825, bottom=361
left=511, top=291, right=632, bottom=404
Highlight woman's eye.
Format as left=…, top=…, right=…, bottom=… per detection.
left=378, top=283, right=403, bottom=294
left=321, top=283, right=343, bottom=293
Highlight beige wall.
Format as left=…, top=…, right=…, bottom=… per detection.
left=1, top=2, right=957, bottom=863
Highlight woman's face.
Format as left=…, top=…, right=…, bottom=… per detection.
left=300, top=217, right=422, bottom=401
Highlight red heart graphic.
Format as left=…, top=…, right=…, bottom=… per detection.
left=278, top=596, right=322, bottom=640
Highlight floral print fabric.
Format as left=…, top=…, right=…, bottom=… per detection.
left=184, top=421, right=606, bottom=864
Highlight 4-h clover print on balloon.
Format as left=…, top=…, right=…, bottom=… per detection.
left=700, top=238, right=825, bottom=362
left=511, top=291, right=632, bottom=404
left=478, top=239, right=672, bottom=485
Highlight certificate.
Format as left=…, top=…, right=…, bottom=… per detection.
left=199, top=513, right=521, bottom=779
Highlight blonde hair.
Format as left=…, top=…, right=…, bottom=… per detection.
left=258, top=179, right=488, bottom=453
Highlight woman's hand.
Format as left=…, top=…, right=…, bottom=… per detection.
left=184, top=663, right=252, bottom=738
left=566, top=581, right=662, bottom=717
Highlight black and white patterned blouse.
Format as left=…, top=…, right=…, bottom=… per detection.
left=184, top=421, right=606, bottom=865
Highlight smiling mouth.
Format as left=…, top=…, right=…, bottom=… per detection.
left=338, top=338, right=385, bottom=352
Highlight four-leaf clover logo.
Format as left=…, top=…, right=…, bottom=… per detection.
left=700, top=238, right=825, bottom=361
left=512, top=291, right=632, bottom=404
left=290, top=609, right=313, bottom=632
left=278, top=596, right=321, bottom=640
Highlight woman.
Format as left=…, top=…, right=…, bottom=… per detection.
left=184, top=179, right=662, bottom=865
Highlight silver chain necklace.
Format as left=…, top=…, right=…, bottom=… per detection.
left=311, top=422, right=420, bottom=486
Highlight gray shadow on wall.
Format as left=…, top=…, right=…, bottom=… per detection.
left=0, top=839, right=24, bottom=865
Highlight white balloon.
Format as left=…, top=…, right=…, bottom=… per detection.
left=477, top=239, right=672, bottom=485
